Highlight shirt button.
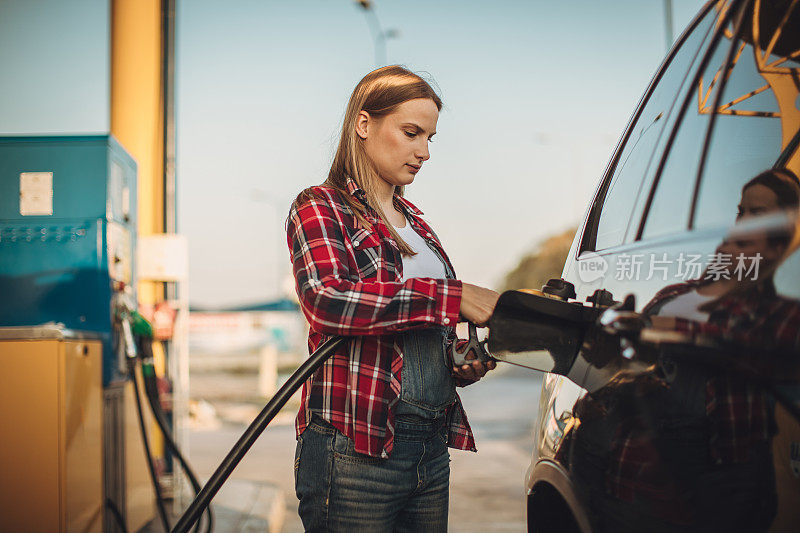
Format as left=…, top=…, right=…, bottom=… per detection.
left=353, top=240, right=360, bottom=247
left=443, top=318, right=450, bottom=325
left=426, top=232, right=432, bottom=238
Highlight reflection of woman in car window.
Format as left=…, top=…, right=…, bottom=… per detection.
left=603, top=168, right=800, bottom=531
left=646, top=168, right=800, bottom=344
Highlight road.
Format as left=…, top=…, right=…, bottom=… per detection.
left=186, top=363, right=543, bottom=532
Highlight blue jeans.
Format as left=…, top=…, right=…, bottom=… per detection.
left=295, top=415, right=450, bottom=532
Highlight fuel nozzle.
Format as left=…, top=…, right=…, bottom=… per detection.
left=131, top=310, right=154, bottom=339
left=131, top=311, right=156, bottom=365
left=450, top=322, right=494, bottom=366
left=112, top=289, right=139, bottom=361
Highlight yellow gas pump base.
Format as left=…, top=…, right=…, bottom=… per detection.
left=0, top=333, right=103, bottom=532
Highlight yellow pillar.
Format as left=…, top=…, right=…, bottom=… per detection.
left=110, top=0, right=167, bottom=379
left=110, top=3, right=167, bottom=522
left=111, top=0, right=165, bottom=272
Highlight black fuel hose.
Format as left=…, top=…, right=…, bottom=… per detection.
left=137, top=335, right=213, bottom=533
left=105, top=498, right=129, bottom=533
left=141, top=359, right=212, bottom=533
left=171, top=336, right=345, bottom=533
left=129, top=358, right=172, bottom=532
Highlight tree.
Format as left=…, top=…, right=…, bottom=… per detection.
left=501, top=228, right=577, bottom=293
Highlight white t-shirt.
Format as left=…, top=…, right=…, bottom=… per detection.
left=394, top=217, right=447, bottom=281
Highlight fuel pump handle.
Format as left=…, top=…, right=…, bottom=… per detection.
left=450, top=322, right=494, bottom=366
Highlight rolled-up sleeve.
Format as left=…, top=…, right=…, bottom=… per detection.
left=287, top=195, right=462, bottom=337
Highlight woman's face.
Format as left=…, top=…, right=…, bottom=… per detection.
left=357, top=98, right=439, bottom=189
left=717, top=183, right=785, bottom=273
left=736, top=183, right=781, bottom=220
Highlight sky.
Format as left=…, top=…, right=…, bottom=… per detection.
left=177, top=0, right=706, bottom=308
left=0, top=0, right=109, bottom=134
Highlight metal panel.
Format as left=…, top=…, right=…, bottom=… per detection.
left=103, top=385, right=126, bottom=533
left=124, top=378, right=156, bottom=532
left=0, top=338, right=103, bottom=533
left=0, top=136, right=136, bottom=223
left=64, top=340, right=104, bottom=532
left=0, top=339, right=61, bottom=532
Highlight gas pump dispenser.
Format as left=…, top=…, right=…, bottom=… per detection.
left=0, top=135, right=150, bottom=532
left=0, top=136, right=137, bottom=379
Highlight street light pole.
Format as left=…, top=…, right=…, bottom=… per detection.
left=663, top=0, right=674, bottom=53
left=354, top=0, right=399, bottom=66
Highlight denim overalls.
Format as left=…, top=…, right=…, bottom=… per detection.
left=294, top=226, right=457, bottom=532
left=395, top=326, right=456, bottom=419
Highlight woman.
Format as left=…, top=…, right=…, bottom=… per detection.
left=286, top=65, right=499, bottom=531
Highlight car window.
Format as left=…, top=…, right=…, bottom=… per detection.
left=640, top=7, right=737, bottom=240
left=691, top=15, right=797, bottom=230
left=592, top=4, right=719, bottom=250
left=691, top=2, right=800, bottom=309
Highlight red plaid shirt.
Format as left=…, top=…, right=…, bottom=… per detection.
left=607, top=279, right=800, bottom=507
left=286, top=177, right=475, bottom=458
left=643, top=280, right=800, bottom=461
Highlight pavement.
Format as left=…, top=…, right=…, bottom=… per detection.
left=139, top=478, right=284, bottom=532
left=142, top=360, right=543, bottom=532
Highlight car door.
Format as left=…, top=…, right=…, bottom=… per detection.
left=553, top=0, right=800, bottom=530
left=533, top=0, right=725, bottom=466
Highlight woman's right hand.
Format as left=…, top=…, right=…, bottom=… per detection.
left=459, top=283, right=500, bottom=326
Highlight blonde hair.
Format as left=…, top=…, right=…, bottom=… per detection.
left=295, top=65, right=442, bottom=256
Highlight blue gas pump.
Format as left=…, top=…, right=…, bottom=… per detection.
left=0, top=135, right=148, bottom=531
left=0, top=135, right=137, bottom=385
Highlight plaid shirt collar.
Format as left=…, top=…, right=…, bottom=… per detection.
left=345, top=176, right=366, bottom=201
left=344, top=176, right=425, bottom=217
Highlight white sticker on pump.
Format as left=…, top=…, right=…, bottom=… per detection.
left=20, top=172, right=53, bottom=216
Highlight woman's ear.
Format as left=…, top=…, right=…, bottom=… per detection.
left=355, top=110, right=370, bottom=140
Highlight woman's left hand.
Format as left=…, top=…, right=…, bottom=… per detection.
left=453, top=359, right=497, bottom=381
left=452, top=342, right=496, bottom=382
